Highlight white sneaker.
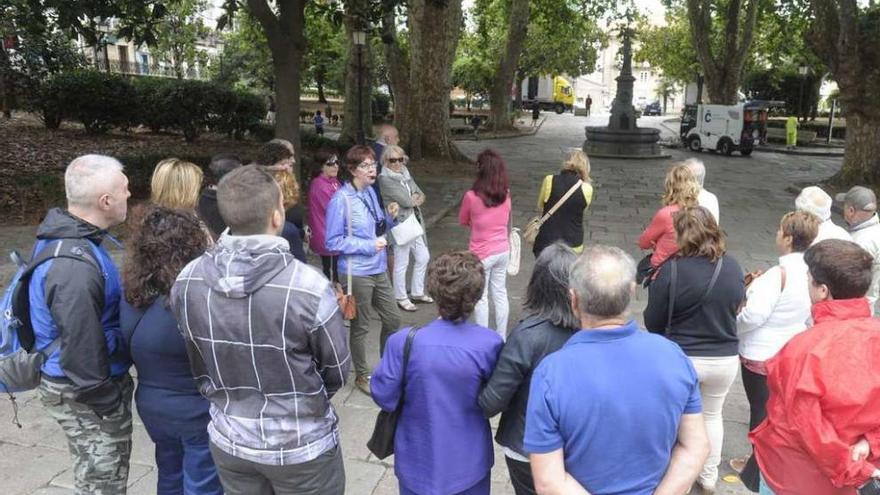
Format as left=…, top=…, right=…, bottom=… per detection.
left=397, top=298, right=417, bottom=312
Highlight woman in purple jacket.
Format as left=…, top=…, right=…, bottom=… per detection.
left=371, top=251, right=504, bottom=495
left=308, top=149, right=342, bottom=281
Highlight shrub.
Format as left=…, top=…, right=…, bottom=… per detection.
left=40, top=70, right=136, bottom=133
left=210, top=89, right=265, bottom=140
left=131, top=77, right=174, bottom=132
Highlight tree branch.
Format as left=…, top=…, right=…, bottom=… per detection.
left=246, top=0, right=280, bottom=49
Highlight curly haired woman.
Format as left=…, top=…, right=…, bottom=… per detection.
left=638, top=163, right=701, bottom=271
left=120, top=205, right=221, bottom=495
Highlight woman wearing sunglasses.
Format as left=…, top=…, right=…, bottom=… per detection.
left=378, top=145, right=433, bottom=312
left=325, top=145, right=401, bottom=395
left=308, top=149, right=343, bottom=282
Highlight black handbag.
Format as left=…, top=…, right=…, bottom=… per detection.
left=367, top=326, right=419, bottom=459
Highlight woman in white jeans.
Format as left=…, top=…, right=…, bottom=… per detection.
left=459, top=149, right=512, bottom=338
left=643, top=206, right=745, bottom=495
left=378, top=145, right=433, bottom=311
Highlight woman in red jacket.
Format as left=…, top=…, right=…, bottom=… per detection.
left=751, top=239, right=880, bottom=495
left=638, top=163, right=700, bottom=275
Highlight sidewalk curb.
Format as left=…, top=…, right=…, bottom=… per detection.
left=756, top=147, right=844, bottom=157
left=423, top=194, right=462, bottom=230
left=453, top=116, right=545, bottom=142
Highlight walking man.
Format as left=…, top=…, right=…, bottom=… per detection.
left=585, top=94, right=593, bottom=117
left=35, top=154, right=134, bottom=494
left=171, top=165, right=350, bottom=494
left=525, top=245, right=710, bottom=495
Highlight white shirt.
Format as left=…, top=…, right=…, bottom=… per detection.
left=737, top=252, right=812, bottom=361
left=850, top=214, right=880, bottom=314
left=812, top=219, right=852, bottom=244
left=698, top=188, right=720, bottom=225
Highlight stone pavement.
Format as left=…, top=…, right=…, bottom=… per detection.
left=0, top=111, right=845, bottom=494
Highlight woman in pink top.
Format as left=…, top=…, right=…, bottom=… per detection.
left=638, top=163, right=700, bottom=269
left=459, top=149, right=512, bottom=338
left=308, top=150, right=342, bottom=282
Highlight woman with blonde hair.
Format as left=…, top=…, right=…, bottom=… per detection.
left=532, top=149, right=594, bottom=256
left=151, top=158, right=203, bottom=210
left=644, top=206, right=745, bottom=495
left=638, top=163, right=700, bottom=277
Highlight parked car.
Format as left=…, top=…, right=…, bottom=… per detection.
left=643, top=101, right=662, bottom=116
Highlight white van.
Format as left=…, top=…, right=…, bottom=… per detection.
left=680, top=103, right=769, bottom=156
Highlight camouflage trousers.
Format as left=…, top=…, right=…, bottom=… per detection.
left=39, top=374, right=134, bottom=495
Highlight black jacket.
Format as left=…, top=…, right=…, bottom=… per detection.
left=478, top=315, right=574, bottom=456
left=197, top=188, right=224, bottom=240
left=643, top=254, right=745, bottom=357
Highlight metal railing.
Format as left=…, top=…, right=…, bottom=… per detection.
left=91, top=59, right=207, bottom=80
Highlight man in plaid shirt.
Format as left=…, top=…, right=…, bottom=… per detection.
left=171, top=165, right=351, bottom=494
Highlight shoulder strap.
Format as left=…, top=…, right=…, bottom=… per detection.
left=343, top=192, right=353, bottom=294
left=395, top=326, right=420, bottom=413
left=665, top=259, right=678, bottom=333
left=539, top=179, right=583, bottom=224
left=698, top=257, right=724, bottom=306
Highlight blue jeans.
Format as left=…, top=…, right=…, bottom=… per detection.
left=142, top=414, right=222, bottom=495
left=759, top=474, right=776, bottom=495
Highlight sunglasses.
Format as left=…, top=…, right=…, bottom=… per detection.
left=324, top=157, right=339, bottom=167
left=387, top=157, right=406, bottom=164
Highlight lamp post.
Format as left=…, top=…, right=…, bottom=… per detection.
left=797, top=65, right=808, bottom=122
left=353, top=30, right=366, bottom=145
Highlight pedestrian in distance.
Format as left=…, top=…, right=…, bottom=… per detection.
left=371, top=251, right=504, bottom=495
left=34, top=154, right=134, bottom=494
left=478, top=243, right=579, bottom=495
left=313, top=110, right=325, bottom=136
left=470, top=114, right=482, bottom=140
left=795, top=185, right=851, bottom=244
left=325, top=145, right=401, bottom=396
left=120, top=205, right=221, bottom=495
left=378, top=145, right=433, bottom=312
left=170, top=165, right=351, bottom=495
left=751, top=239, right=880, bottom=495
left=308, top=149, right=343, bottom=282
left=531, top=149, right=594, bottom=257
left=836, top=185, right=880, bottom=314
left=198, top=153, right=242, bottom=240
left=643, top=206, right=745, bottom=495
left=459, top=149, right=512, bottom=339
left=531, top=105, right=540, bottom=127
left=785, top=115, right=798, bottom=150
left=524, top=245, right=710, bottom=495
left=637, top=163, right=700, bottom=283
left=585, top=94, right=593, bottom=116
left=729, top=211, right=818, bottom=474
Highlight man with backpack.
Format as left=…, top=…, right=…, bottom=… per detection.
left=31, top=155, right=133, bottom=494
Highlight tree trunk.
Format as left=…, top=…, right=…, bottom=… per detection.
left=341, top=5, right=373, bottom=145
left=0, top=43, right=12, bottom=118
left=514, top=73, right=524, bottom=109
left=488, top=0, right=530, bottom=131
left=381, top=6, right=411, bottom=140
left=316, top=73, right=327, bottom=103
left=407, top=0, right=466, bottom=161
left=834, top=113, right=880, bottom=184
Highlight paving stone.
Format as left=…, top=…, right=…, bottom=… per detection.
left=0, top=444, right=69, bottom=495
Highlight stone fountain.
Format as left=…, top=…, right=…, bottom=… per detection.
left=583, top=29, right=666, bottom=159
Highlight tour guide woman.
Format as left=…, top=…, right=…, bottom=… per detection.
left=325, top=145, right=401, bottom=396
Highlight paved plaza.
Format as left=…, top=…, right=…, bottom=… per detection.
left=0, top=112, right=845, bottom=494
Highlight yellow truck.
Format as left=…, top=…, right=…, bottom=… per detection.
left=519, top=75, right=574, bottom=114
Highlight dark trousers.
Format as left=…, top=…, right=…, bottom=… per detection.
left=321, top=255, right=339, bottom=284
left=742, top=364, right=769, bottom=430
left=505, top=456, right=538, bottom=495
left=143, top=420, right=221, bottom=495
left=209, top=443, right=344, bottom=495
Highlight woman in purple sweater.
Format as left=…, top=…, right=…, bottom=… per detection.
left=371, top=251, right=504, bottom=495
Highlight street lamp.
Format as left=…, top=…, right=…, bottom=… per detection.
left=353, top=30, right=366, bottom=145
left=797, top=64, right=809, bottom=122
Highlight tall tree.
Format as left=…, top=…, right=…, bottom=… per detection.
left=807, top=0, right=880, bottom=184
left=151, top=0, right=210, bottom=79
left=487, top=0, right=529, bottom=130
left=340, top=0, right=373, bottom=144
left=303, top=3, right=344, bottom=104
left=685, top=0, right=762, bottom=104
left=220, top=0, right=307, bottom=164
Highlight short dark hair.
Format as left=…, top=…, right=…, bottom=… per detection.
left=426, top=251, right=485, bottom=322
left=256, top=141, right=293, bottom=167
left=524, top=243, right=580, bottom=329
left=217, top=165, right=281, bottom=235
left=344, top=145, right=376, bottom=173
left=804, top=239, right=873, bottom=299
left=208, top=153, right=242, bottom=184
left=780, top=211, right=819, bottom=252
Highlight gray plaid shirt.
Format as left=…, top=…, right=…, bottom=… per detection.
left=170, top=234, right=351, bottom=465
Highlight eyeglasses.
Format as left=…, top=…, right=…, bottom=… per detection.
left=357, top=161, right=377, bottom=170
left=387, top=157, right=406, bottom=164
left=324, top=157, right=339, bottom=167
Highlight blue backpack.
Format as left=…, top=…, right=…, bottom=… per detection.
left=0, top=239, right=99, bottom=425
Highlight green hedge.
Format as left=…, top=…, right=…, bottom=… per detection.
left=40, top=71, right=264, bottom=141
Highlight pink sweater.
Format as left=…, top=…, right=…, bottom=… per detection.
left=459, top=190, right=511, bottom=260
left=638, top=205, right=680, bottom=267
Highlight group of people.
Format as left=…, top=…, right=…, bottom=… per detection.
left=17, top=125, right=880, bottom=495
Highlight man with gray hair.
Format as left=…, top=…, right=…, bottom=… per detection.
left=684, top=158, right=720, bottom=224
left=837, top=185, right=880, bottom=313
left=795, top=185, right=851, bottom=244
left=525, top=245, right=709, bottom=495
left=31, top=154, right=134, bottom=493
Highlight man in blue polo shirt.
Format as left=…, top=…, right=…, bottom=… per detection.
left=525, top=245, right=710, bottom=495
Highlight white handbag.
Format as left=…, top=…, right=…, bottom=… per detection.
left=507, top=228, right=521, bottom=276
left=391, top=213, right=424, bottom=246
